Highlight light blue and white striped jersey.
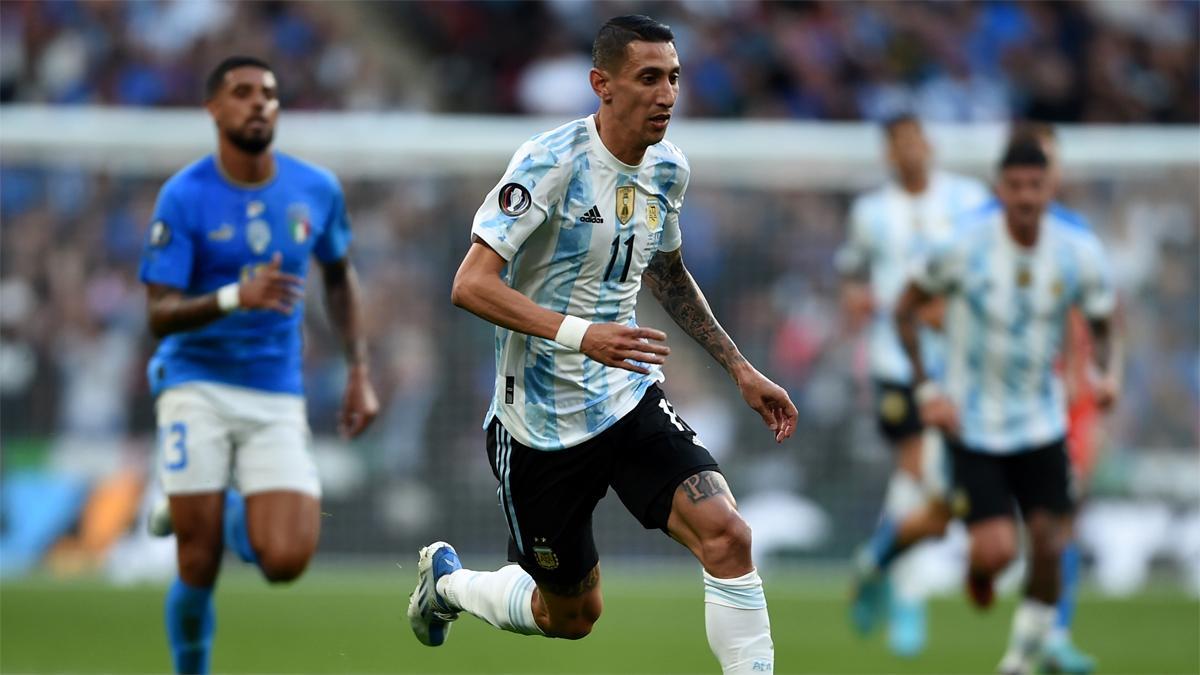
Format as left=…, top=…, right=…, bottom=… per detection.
left=471, top=115, right=689, bottom=451
left=836, top=171, right=991, bottom=384
left=911, top=209, right=1116, bottom=454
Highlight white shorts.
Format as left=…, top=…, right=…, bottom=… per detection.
left=155, top=382, right=321, bottom=497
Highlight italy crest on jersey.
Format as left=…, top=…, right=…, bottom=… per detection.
left=288, top=203, right=311, bottom=244
left=616, top=186, right=635, bottom=224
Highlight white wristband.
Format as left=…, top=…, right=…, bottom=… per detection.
left=555, top=315, right=591, bottom=351
left=914, top=380, right=942, bottom=405
left=216, top=283, right=241, bottom=313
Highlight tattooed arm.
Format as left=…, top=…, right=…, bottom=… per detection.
left=643, top=247, right=797, bottom=442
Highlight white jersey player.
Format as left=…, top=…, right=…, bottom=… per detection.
left=840, top=115, right=990, bottom=655
left=405, top=15, right=797, bottom=675
left=896, top=138, right=1120, bottom=675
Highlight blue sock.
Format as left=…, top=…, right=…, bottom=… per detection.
left=165, top=578, right=214, bottom=674
left=223, top=489, right=258, bottom=565
left=1056, top=541, right=1081, bottom=632
left=863, top=517, right=900, bottom=574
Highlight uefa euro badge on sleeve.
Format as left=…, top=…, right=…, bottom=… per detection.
left=149, top=221, right=171, bottom=247
left=247, top=219, right=271, bottom=254
left=646, top=201, right=661, bottom=232
left=616, top=186, right=635, bottom=224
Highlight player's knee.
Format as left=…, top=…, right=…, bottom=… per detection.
left=257, top=546, right=313, bottom=584
left=177, top=542, right=222, bottom=586
left=971, top=538, right=1016, bottom=576
left=1029, top=528, right=1066, bottom=569
left=925, top=505, right=952, bottom=538
left=698, top=512, right=753, bottom=575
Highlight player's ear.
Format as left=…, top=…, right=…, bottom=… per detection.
left=589, top=68, right=612, bottom=104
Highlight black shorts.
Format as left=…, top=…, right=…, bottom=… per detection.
left=949, top=437, right=1076, bottom=525
left=485, top=384, right=719, bottom=588
left=874, top=380, right=923, bottom=444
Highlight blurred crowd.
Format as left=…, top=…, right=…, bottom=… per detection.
left=3, top=0, right=1197, bottom=123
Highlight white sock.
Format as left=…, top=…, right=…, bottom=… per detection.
left=884, top=470, right=931, bottom=600
left=437, top=565, right=543, bottom=636
left=1000, top=598, right=1056, bottom=668
left=703, top=569, right=774, bottom=674
left=883, top=469, right=925, bottom=520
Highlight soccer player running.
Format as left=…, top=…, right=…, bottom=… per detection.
left=995, top=122, right=1111, bottom=674
left=894, top=138, right=1121, bottom=675
left=407, top=15, right=797, bottom=674
left=839, top=115, right=990, bottom=655
left=139, top=56, right=378, bottom=674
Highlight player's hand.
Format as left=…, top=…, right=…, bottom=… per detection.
left=735, top=365, right=798, bottom=443
left=580, top=324, right=670, bottom=375
left=919, top=395, right=960, bottom=436
left=1092, top=372, right=1120, bottom=412
left=339, top=363, right=379, bottom=439
left=239, top=252, right=305, bottom=314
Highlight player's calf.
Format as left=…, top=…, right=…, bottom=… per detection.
left=246, top=491, right=320, bottom=584
left=533, top=569, right=604, bottom=640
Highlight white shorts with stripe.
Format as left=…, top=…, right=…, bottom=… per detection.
left=155, top=382, right=321, bottom=497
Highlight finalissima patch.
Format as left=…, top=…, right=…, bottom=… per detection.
left=149, top=221, right=171, bottom=247
left=498, top=183, right=532, bottom=217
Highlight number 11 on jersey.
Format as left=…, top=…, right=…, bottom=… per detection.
left=604, top=234, right=636, bottom=283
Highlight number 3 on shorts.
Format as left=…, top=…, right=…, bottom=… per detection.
left=164, top=421, right=188, bottom=471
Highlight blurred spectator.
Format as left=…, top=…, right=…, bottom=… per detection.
left=3, top=1, right=1196, bottom=123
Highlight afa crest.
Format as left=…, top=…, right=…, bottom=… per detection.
left=533, top=546, right=559, bottom=570
left=880, top=391, right=908, bottom=424
left=616, top=186, right=635, bottom=224
left=646, top=201, right=661, bottom=232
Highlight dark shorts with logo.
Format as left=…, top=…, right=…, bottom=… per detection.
left=485, top=384, right=719, bottom=589
left=949, top=437, right=1076, bottom=525
left=874, top=380, right=923, bottom=444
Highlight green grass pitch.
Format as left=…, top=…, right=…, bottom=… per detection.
left=2, top=563, right=1196, bottom=674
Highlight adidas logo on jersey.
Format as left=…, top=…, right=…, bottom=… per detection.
left=579, top=206, right=604, bottom=224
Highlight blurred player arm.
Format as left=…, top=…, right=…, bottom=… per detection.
left=834, top=200, right=874, bottom=331
left=643, top=246, right=796, bottom=441
left=452, top=238, right=669, bottom=375
left=893, top=282, right=933, bottom=385
left=145, top=252, right=302, bottom=338
left=1084, top=303, right=1125, bottom=410
left=320, top=256, right=378, bottom=438
left=1079, top=236, right=1124, bottom=410
left=895, top=280, right=959, bottom=433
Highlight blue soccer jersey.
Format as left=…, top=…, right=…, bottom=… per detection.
left=139, top=152, right=351, bottom=395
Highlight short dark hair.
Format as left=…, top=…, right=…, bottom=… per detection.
left=999, top=137, right=1049, bottom=170
left=592, top=15, right=674, bottom=71
left=205, top=55, right=272, bottom=100
left=1009, top=120, right=1056, bottom=145
left=882, top=112, right=921, bottom=138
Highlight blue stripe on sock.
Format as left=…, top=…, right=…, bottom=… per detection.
left=1056, top=541, right=1080, bottom=629
left=704, top=576, right=766, bottom=610
left=165, top=578, right=214, bottom=674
